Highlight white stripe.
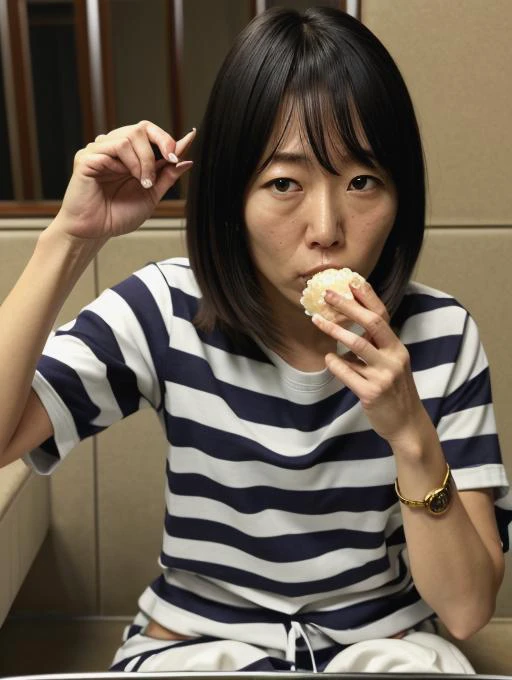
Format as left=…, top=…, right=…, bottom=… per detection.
left=170, top=315, right=341, bottom=404
left=162, top=535, right=387, bottom=582
left=161, top=543, right=406, bottom=610
left=31, top=371, right=80, bottom=461
left=167, top=491, right=394, bottom=537
left=453, top=463, right=509, bottom=493
left=320, top=598, right=433, bottom=645
left=400, top=305, right=466, bottom=344
left=87, top=288, right=160, bottom=406
left=157, top=259, right=201, bottom=298
left=445, top=315, right=488, bottom=392
left=41, top=333, right=123, bottom=428
left=166, top=382, right=368, bottom=456
left=169, top=445, right=396, bottom=490
left=438, top=403, right=496, bottom=441
left=133, top=264, right=176, bottom=337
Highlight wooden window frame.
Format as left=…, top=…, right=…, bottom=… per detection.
left=0, top=0, right=358, bottom=219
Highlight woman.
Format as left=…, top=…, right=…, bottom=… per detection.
left=0, top=6, right=509, bottom=673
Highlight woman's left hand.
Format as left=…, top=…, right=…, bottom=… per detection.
left=312, top=281, right=426, bottom=445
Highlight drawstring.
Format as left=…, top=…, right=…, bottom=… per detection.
left=286, top=620, right=318, bottom=672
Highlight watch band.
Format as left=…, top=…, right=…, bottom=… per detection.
left=395, top=462, right=452, bottom=515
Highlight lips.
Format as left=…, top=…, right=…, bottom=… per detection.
left=301, top=265, right=344, bottom=281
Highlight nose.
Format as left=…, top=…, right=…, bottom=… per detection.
left=305, top=187, right=343, bottom=250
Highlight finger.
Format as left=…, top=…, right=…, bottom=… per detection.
left=127, top=123, right=168, bottom=188
left=312, top=313, right=379, bottom=366
left=350, top=280, right=390, bottom=323
left=324, top=351, right=368, bottom=395
left=75, top=140, right=141, bottom=181
left=323, top=289, right=396, bottom=349
left=152, top=160, right=194, bottom=201
left=174, top=128, right=197, bottom=158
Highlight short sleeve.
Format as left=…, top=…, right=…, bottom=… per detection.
left=436, top=311, right=511, bottom=548
left=26, top=264, right=171, bottom=474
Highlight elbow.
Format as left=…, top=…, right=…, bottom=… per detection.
left=441, top=598, right=496, bottom=641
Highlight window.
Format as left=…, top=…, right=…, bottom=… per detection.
left=0, top=0, right=357, bottom=217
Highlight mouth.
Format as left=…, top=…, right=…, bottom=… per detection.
left=300, top=265, right=342, bottom=284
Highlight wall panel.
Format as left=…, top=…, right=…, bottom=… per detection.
left=362, top=0, right=512, bottom=225
left=0, top=230, right=98, bottom=614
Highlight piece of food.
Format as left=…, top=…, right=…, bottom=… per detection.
left=300, top=267, right=365, bottom=321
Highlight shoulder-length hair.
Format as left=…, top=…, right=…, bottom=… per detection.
left=186, top=6, right=425, bottom=349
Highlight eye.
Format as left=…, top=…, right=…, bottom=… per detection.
left=268, top=178, right=301, bottom=194
left=348, top=175, right=380, bottom=192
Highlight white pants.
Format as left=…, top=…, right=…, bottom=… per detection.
left=111, top=630, right=474, bottom=673
left=323, top=632, right=474, bottom=673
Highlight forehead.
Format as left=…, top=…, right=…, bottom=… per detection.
left=260, top=99, right=372, bottom=171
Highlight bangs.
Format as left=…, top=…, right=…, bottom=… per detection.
left=258, top=82, right=379, bottom=177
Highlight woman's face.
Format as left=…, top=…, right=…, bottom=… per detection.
left=244, top=115, right=398, bottom=324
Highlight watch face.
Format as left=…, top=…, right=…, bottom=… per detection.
left=427, top=486, right=451, bottom=515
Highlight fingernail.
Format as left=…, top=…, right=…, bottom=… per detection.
left=176, top=160, right=194, bottom=170
left=141, top=178, right=153, bottom=189
left=168, top=152, right=179, bottom=163
left=180, top=128, right=196, bottom=142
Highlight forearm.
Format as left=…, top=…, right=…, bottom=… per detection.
left=0, top=220, right=106, bottom=454
left=393, top=411, right=503, bottom=638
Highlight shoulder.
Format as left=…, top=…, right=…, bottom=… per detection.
left=395, top=281, right=471, bottom=339
left=107, top=257, right=200, bottom=312
left=131, top=257, right=199, bottom=297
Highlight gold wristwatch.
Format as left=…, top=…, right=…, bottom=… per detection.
left=395, top=463, right=452, bottom=515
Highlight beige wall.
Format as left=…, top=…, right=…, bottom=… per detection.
left=0, top=0, right=510, bottom=623
left=362, top=0, right=512, bottom=614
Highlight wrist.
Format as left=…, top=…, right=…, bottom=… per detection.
left=39, top=217, right=108, bottom=261
left=387, top=405, right=437, bottom=463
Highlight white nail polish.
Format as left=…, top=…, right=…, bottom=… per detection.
left=168, top=153, right=179, bottom=163
left=141, top=178, right=153, bottom=189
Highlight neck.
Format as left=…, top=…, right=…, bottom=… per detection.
left=268, top=305, right=337, bottom=372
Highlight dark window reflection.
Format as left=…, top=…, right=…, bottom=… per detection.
left=0, top=44, right=14, bottom=200
left=28, top=1, right=83, bottom=199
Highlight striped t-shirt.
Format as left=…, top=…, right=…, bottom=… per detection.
left=29, top=258, right=511, bottom=655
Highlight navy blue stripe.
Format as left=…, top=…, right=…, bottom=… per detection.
left=394, top=291, right=462, bottom=328
left=496, top=505, right=512, bottom=552
left=166, top=414, right=391, bottom=466
left=111, top=273, right=170, bottom=408
left=150, top=558, right=409, bottom=628
left=110, top=636, right=219, bottom=672
left=166, top=283, right=271, bottom=363
left=240, top=657, right=293, bottom=671
left=386, top=523, right=406, bottom=547
left=168, top=470, right=396, bottom=514
left=443, top=434, right=501, bottom=468
left=164, top=351, right=359, bottom=431
left=39, top=437, right=60, bottom=458
left=306, top=582, right=421, bottom=629
left=407, top=335, right=461, bottom=372
left=442, top=367, right=492, bottom=415
left=56, top=310, right=141, bottom=417
left=37, top=356, right=103, bottom=439
left=150, top=576, right=287, bottom=625
left=160, top=552, right=394, bottom=597
left=165, top=515, right=386, bottom=560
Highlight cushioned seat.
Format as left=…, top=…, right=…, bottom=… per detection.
left=0, top=460, right=50, bottom=627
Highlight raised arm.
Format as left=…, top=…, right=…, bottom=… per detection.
left=0, top=121, right=195, bottom=467
left=312, top=281, right=505, bottom=640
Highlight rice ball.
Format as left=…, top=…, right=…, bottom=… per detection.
left=300, top=267, right=365, bottom=321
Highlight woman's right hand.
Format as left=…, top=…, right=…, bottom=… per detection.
left=53, top=121, right=195, bottom=241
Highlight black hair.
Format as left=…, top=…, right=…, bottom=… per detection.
left=186, top=6, right=425, bottom=349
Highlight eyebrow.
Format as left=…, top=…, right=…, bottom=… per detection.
left=269, top=148, right=378, bottom=167
left=270, top=151, right=311, bottom=165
